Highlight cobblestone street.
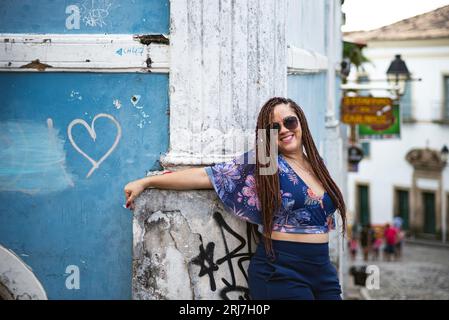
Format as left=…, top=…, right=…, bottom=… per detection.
left=345, top=241, right=449, bottom=300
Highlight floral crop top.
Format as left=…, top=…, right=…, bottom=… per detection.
left=205, top=149, right=337, bottom=234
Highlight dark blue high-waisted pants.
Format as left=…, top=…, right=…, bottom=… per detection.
left=248, top=239, right=342, bottom=300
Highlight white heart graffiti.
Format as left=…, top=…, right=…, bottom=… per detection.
left=67, top=113, right=122, bottom=178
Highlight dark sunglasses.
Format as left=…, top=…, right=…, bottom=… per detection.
left=268, top=116, right=299, bottom=131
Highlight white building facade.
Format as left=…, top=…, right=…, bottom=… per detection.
left=345, top=6, right=449, bottom=241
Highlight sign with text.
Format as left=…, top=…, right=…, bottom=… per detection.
left=341, top=97, right=394, bottom=125
left=359, top=103, right=401, bottom=140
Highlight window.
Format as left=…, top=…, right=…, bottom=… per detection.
left=357, top=184, right=370, bottom=226
left=444, top=76, right=449, bottom=120
left=395, top=189, right=409, bottom=230
left=422, top=191, right=436, bottom=234
left=361, top=141, right=370, bottom=158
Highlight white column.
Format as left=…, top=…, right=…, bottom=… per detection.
left=162, top=0, right=287, bottom=167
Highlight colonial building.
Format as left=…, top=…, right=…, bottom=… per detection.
left=345, top=5, right=449, bottom=241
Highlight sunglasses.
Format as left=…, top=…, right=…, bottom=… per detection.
left=267, top=116, right=299, bottom=131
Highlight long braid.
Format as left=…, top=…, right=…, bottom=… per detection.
left=288, top=99, right=347, bottom=235
left=255, top=98, right=285, bottom=256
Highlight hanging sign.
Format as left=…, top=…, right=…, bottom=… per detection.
left=341, top=96, right=394, bottom=125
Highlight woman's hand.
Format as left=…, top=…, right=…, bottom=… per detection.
left=124, top=179, right=145, bottom=210
left=123, top=168, right=212, bottom=210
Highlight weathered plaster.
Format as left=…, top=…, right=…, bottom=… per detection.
left=133, top=189, right=256, bottom=300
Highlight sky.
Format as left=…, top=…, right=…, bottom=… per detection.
left=342, top=0, right=449, bottom=32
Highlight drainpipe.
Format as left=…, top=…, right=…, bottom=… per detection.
left=326, top=0, right=339, bottom=128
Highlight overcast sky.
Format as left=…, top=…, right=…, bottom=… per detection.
left=342, top=0, right=449, bottom=32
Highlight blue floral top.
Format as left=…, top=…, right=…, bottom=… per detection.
left=205, top=150, right=337, bottom=234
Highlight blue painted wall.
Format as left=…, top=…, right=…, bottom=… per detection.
left=287, top=73, right=327, bottom=147
left=0, top=0, right=169, bottom=34
left=0, top=72, right=169, bottom=299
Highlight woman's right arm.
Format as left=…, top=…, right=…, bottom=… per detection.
left=124, top=167, right=212, bottom=210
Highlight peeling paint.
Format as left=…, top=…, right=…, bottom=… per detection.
left=133, top=189, right=254, bottom=300
left=19, top=59, right=52, bottom=71
left=69, top=90, right=83, bottom=101
left=135, top=34, right=169, bottom=45
left=129, top=94, right=150, bottom=128
left=146, top=57, right=152, bottom=68
left=113, top=99, right=122, bottom=109
left=141, top=111, right=150, bottom=118
left=130, top=95, right=141, bottom=106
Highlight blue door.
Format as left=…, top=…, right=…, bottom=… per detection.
left=0, top=0, right=169, bottom=299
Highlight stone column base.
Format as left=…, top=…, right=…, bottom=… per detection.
left=132, top=189, right=256, bottom=300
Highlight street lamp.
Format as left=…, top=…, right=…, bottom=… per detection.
left=386, top=54, right=411, bottom=97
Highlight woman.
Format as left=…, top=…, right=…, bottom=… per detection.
left=124, top=97, right=346, bottom=300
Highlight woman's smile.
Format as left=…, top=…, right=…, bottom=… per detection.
left=280, top=133, right=295, bottom=144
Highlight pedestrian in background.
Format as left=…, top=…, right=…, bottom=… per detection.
left=372, top=233, right=382, bottom=261
left=383, top=223, right=397, bottom=262
left=394, top=217, right=405, bottom=261
left=349, top=237, right=358, bottom=261
left=360, top=224, right=374, bottom=262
